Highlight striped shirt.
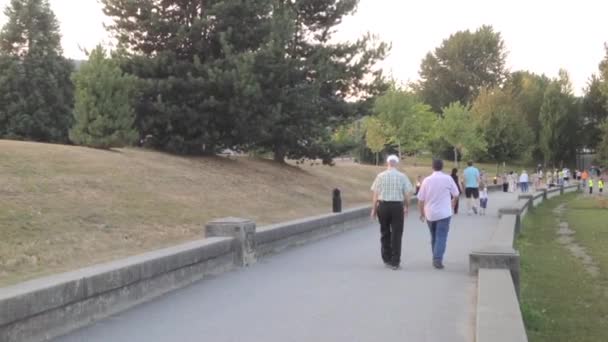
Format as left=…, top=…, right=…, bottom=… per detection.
left=371, top=168, right=413, bottom=201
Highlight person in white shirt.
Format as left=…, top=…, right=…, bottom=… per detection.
left=479, top=186, right=488, bottom=215
left=519, top=170, right=529, bottom=193
left=417, top=159, right=460, bottom=270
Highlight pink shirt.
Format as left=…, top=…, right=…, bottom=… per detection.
left=417, top=171, right=460, bottom=222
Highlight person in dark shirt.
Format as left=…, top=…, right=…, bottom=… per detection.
left=450, top=168, right=462, bottom=214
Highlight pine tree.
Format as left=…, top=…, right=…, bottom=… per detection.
left=251, top=0, right=388, bottom=163
left=70, top=46, right=137, bottom=149
left=101, top=0, right=272, bottom=154
left=0, top=0, right=73, bottom=142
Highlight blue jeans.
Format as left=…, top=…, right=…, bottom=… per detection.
left=427, top=217, right=451, bottom=262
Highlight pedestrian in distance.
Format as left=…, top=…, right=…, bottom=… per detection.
left=589, top=178, right=594, bottom=195
left=479, top=184, right=488, bottom=216
left=415, top=175, right=422, bottom=195
left=370, top=155, right=413, bottom=270
left=502, top=173, right=508, bottom=192
left=599, top=178, right=604, bottom=194
left=451, top=168, right=461, bottom=214
left=417, top=159, right=460, bottom=269
left=519, top=170, right=529, bottom=193
left=463, top=161, right=481, bottom=215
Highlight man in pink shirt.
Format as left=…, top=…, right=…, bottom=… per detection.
left=417, top=159, right=460, bottom=269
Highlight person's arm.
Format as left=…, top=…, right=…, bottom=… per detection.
left=371, top=191, right=379, bottom=218
left=403, top=176, right=413, bottom=216
left=417, top=180, right=426, bottom=222
left=418, top=199, right=425, bottom=222
left=450, top=178, right=460, bottom=209
left=370, top=175, right=380, bottom=218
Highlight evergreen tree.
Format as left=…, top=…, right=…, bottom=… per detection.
left=0, top=0, right=73, bottom=142
left=101, top=0, right=272, bottom=154
left=70, top=46, right=138, bottom=149
left=250, top=0, right=388, bottom=163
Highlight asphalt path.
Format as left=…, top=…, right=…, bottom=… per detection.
left=57, top=192, right=518, bottom=342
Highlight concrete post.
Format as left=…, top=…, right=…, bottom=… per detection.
left=206, top=217, right=257, bottom=267
left=560, top=184, right=565, bottom=195
left=518, top=194, right=534, bottom=211
left=498, top=208, right=522, bottom=234
left=470, top=249, right=521, bottom=298
left=542, top=188, right=548, bottom=200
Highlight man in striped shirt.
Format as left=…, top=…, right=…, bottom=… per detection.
left=371, top=155, right=413, bottom=270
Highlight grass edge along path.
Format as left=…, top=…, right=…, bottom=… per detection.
left=517, top=193, right=608, bottom=342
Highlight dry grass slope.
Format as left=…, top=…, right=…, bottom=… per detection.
left=2, top=140, right=446, bottom=286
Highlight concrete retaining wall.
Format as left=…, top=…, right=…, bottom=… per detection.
left=256, top=206, right=373, bottom=257
left=472, top=183, right=580, bottom=342
left=0, top=202, right=381, bottom=342
left=0, top=238, right=235, bottom=342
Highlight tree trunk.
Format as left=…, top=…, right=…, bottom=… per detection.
left=375, top=152, right=379, bottom=166
left=454, top=147, right=459, bottom=168
left=274, top=146, right=286, bottom=163
left=397, top=141, right=401, bottom=159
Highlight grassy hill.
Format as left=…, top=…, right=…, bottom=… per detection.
left=0, top=140, right=394, bottom=285
left=1, top=140, right=518, bottom=285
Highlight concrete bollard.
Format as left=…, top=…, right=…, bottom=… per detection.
left=206, top=217, right=257, bottom=267
left=560, top=184, right=565, bottom=195
left=332, top=188, right=342, bottom=213
left=543, top=188, right=548, bottom=200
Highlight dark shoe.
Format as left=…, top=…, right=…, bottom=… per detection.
left=472, top=207, right=478, bottom=215
left=433, top=260, right=444, bottom=269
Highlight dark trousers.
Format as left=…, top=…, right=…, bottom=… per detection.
left=377, top=201, right=404, bottom=265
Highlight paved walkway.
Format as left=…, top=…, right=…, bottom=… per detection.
left=57, top=192, right=518, bottom=342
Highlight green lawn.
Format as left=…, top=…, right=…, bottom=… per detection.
left=517, top=193, right=608, bottom=342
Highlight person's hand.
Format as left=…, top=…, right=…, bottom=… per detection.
left=403, top=207, right=409, bottom=217
left=370, top=208, right=376, bottom=219
left=419, top=214, right=426, bottom=223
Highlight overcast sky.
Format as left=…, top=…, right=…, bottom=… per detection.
left=1, top=0, right=606, bottom=95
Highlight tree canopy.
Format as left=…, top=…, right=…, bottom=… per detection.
left=471, top=87, right=533, bottom=161
left=373, top=89, right=436, bottom=156
left=439, top=102, right=487, bottom=165
left=417, top=25, right=507, bottom=112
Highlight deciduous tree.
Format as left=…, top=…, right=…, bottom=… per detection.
left=417, top=25, right=507, bottom=112
left=439, top=102, right=487, bottom=166
left=471, top=87, right=533, bottom=161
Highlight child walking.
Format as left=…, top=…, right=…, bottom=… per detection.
left=479, top=185, right=489, bottom=215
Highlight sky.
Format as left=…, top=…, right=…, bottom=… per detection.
left=1, top=0, right=607, bottom=95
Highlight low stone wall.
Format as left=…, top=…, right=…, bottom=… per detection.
left=0, top=238, right=235, bottom=342
left=471, top=183, right=580, bottom=342
left=256, top=206, right=373, bottom=257
left=0, top=203, right=378, bottom=342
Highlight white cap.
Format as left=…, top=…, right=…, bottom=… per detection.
left=386, top=155, right=400, bottom=164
